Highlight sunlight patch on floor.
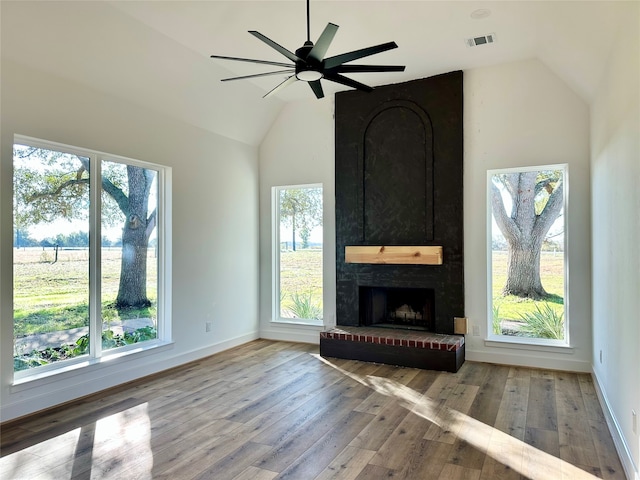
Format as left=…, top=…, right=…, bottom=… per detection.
left=0, top=428, right=81, bottom=480
left=314, top=354, right=600, bottom=480
left=0, top=403, right=153, bottom=480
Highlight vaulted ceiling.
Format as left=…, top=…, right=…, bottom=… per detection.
left=1, top=1, right=633, bottom=146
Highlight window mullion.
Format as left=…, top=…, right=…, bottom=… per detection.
left=157, top=168, right=168, bottom=341
left=89, top=155, right=102, bottom=359
left=272, top=186, right=281, bottom=322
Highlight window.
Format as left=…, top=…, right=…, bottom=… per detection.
left=487, top=165, right=568, bottom=345
left=272, top=184, right=323, bottom=325
left=13, top=136, right=171, bottom=378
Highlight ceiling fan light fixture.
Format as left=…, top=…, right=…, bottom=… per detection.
left=296, top=70, right=323, bottom=82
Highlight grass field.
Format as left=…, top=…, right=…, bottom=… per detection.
left=491, top=250, right=565, bottom=337
left=279, top=248, right=323, bottom=319
left=278, top=248, right=566, bottom=330
left=14, top=246, right=322, bottom=338
left=13, top=247, right=157, bottom=338
left=14, top=246, right=562, bottom=340
left=13, top=246, right=320, bottom=339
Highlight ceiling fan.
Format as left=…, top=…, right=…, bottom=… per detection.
left=210, top=0, right=405, bottom=99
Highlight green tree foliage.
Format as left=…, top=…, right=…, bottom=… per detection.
left=14, top=228, right=39, bottom=248
left=280, top=187, right=322, bottom=251
left=491, top=170, right=564, bottom=299
left=13, top=146, right=91, bottom=225
left=45, top=231, right=90, bottom=247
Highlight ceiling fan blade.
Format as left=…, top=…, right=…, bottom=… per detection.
left=210, top=55, right=294, bottom=68
left=308, top=23, right=339, bottom=63
left=324, top=73, right=373, bottom=92
left=308, top=79, right=324, bottom=99
left=324, top=42, right=398, bottom=69
left=334, top=64, right=406, bottom=73
left=249, top=31, right=302, bottom=63
left=221, top=69, right=295, bottom=82
left=263, top=75, right=298, bottom=98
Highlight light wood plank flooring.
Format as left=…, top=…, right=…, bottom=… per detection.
left=0, top=340, right=626, bottom=480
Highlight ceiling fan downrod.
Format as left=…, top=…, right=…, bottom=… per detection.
left=306, top=0, right=311, bottom=43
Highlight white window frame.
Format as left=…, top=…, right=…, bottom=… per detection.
left=272, top=183, right=323, bottom=326
left=486, top=164, right=570, bottom=348
left=12, top=135, right=172, bottom=383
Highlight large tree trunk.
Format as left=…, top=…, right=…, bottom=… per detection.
left=491, top=171, right=564, bottom=299
left=114, top=166, right=156, bottom=308
left=291, top=209, right=297, bottom=252
left=504, top=237, right=547, bottom=298
left=116, top=216, right=151, bottom=308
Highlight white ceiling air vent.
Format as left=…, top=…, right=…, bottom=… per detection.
left=466, top=33, right=496, bottom=47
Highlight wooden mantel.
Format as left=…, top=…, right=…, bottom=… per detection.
left=345, top=246, right=443, bottom=265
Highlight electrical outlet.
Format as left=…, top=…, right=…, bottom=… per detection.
left=633, top=410, right=637, bottom=434
left=472, top=325, right=480, bottom=336
left=205, top=321, right=212, bottom=333
left=599, top=350, right=603, bottom=364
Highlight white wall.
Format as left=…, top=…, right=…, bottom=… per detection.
left=590, top=5, right=640, bottom=478
left=259, top=59, right=592, bottom=373
left=258, top=98, right=336, bottom=343
left=463, top=58, right=592, bottom=372
left=0, top=61, right=261, bottom=421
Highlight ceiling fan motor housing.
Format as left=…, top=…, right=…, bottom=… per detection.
left=295, top=42, right=324, bottom=81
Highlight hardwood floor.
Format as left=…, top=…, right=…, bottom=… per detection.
left=0, top=340, right=626, bottom=480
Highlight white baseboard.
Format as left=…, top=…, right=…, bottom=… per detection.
left=1, top=331, right=259, bottom=423
left=591, top=368, right=639, bottom=480
left=465, top=348, right=591, bottom=372
left=172, top=331, right=261, bottom=364
left=260, top=325, right=322, bottom=345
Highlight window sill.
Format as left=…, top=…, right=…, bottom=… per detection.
left=12, top=340, right=174, bottom=391
left=484, top=336, right=573, bottom=354
left=271, top=319, right=324, bottom=328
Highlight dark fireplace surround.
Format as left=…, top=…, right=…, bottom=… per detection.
left=334, top=71, right=465, bottom=336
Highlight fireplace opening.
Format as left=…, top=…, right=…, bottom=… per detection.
left=359, top=286, right=435, bottom=331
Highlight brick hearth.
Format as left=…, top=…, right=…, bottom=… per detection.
left=320, top=326, right=465, bottom=372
